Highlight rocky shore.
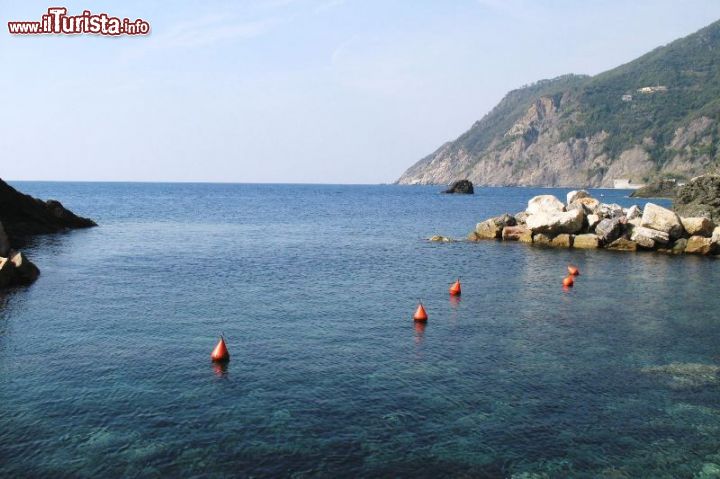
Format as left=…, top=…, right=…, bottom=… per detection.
left=0, top=179, right=96, bottom=288
left=466, top=189, right=720, bottom=256
left=630, top=179, right=678, bottom=199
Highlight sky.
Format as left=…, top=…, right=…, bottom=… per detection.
left=2, top=0, right=720, bottom=184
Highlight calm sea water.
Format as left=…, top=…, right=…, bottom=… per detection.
left=1, top=183, right=718, bottom=478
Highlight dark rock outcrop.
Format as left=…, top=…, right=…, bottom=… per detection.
left=674, top=175, right=720, bottom=223
left=630, top=179, right=678, bottom=198
left=9, top=251, right=40, bottom=285
left=0, top=178, right=96, bottom=244
left=442, top=180, right=474, bottom=194
left=0, top=222, right=9, bottom=257
left=0, top=179, right=96, bottom=288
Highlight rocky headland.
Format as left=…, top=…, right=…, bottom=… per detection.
left=460, top=182, right=720, bottom=256
left=0, top=179, right=96, bottom=288
left=630, top=179, right=679, bottom=199
left=398, top=20, right=720, bottom=187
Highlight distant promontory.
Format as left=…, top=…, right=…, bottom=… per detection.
left=398, top=19, right=720, bottom=187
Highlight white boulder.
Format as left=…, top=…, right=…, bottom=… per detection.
left=526, top=195, right=565, bottom=215
left=526, top=208, right=585, bottom=236
left=626, top=205, right=642, bottom=220
left=587, top=214, right=601, bottom=231
left=598, top=203, right=624, bottom=218
left=680, top=217, right=715, bottom=237
left=566, top=190, right=590, bottom=205
left=631, top=226, right=670, bottom=248
left=641, top=203, right=685, bottom=239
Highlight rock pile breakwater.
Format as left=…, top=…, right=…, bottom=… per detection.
left=468, top=190, right=720, bottom=256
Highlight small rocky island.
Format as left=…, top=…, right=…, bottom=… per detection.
left=0, top=179, right=96, bottom=288
left=462, top=176, right=720, bottom=256
left=442, top=180, right=474, bottom=194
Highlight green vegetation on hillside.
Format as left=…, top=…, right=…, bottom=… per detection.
left=439, top=19, right=720, bottom=171
left=575, top=19, right=720, bottom=163
left=454, top=74, right=589, bottom=154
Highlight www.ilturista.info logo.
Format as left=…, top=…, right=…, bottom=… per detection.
left=8, top=7, right=150, bottom=36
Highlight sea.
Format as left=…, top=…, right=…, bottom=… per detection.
left=1, top=182, right=718, bottom=478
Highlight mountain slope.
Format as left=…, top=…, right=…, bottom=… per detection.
left=397, top=19, right=720, bottom=187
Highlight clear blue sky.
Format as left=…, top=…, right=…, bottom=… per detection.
left=2, top=0, right=720, bottom=183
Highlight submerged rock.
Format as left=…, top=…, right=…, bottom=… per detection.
left=442, top=179, right=474, bottom=194
left=641, top=363, right=720, bottom=389
left=428, top=235, right=455, bottom=243
left=641, top=203, right=685, bottom=240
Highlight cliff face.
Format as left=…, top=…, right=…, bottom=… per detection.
left=398, top=20, right=720, bottom=187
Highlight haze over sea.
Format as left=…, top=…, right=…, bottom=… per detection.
left=1, top=182, right=719, bottom=478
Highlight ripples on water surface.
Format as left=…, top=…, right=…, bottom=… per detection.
left=1, top=183, right=719, bottom=478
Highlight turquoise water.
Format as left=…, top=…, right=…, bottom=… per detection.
left=1, top=183, right=718, bottom=478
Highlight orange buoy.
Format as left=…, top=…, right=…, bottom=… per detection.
left=413, top=303, right=428, bottom=322
left=210, top=336, right=230, bottom=363
left=449, top=278, right=461, bottom=296
left=568, top=265, right=580, bottom=276
left=562, top=276, right=574, bottom=287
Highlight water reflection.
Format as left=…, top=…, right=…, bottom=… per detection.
left=212, top=361, right=229, bottom=377
left=449, top=295, right=461, bottom=308
left=413, top=321, right=426, bottom=345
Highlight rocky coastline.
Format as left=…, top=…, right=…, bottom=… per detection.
left=630, top=179, right=678, bottom=199
left=461, top=188, right=720, bottom=256
left=0, top=179, right=96, bottom=288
